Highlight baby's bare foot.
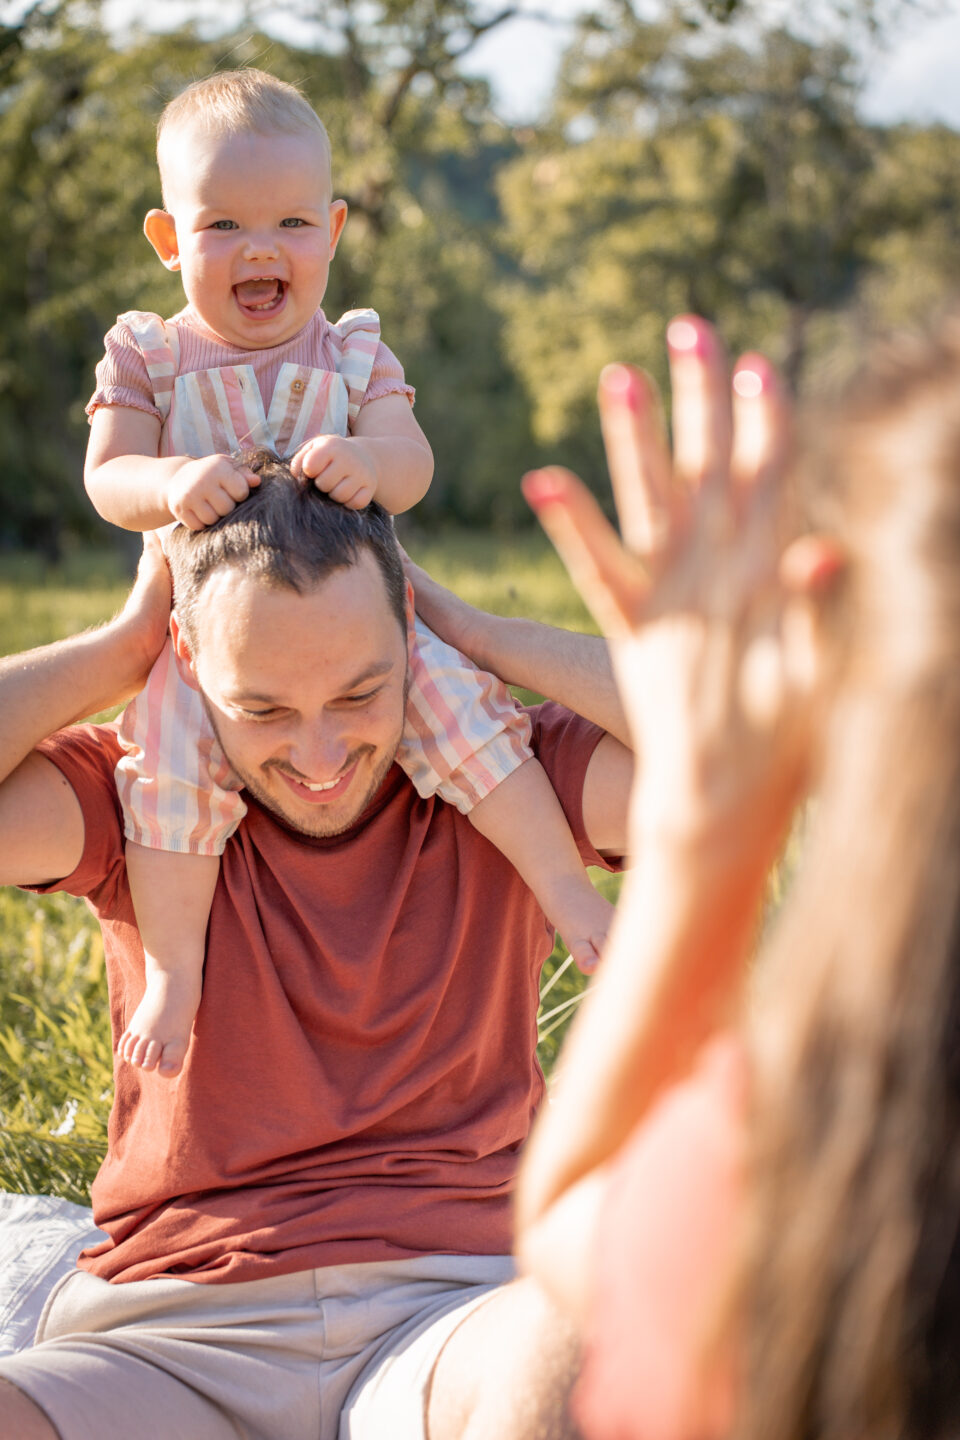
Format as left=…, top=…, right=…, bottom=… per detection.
left=551, top=881, right=615, bottom=975
left=117, top=970, right=201, bottom=1079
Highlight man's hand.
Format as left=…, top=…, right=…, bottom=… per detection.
left=0, top=536, right=177, bottom=887
left=165, top=456, right=260, bottom=530
left=402, top=555, right=489, bottom=659
left=113, top=533, right=174, bottom=702
left=290, top=435, right=378, bottom=509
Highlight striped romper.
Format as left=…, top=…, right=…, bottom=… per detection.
left=88, top=306, right=532, bottom=856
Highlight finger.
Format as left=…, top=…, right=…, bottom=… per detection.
left=136, top=533, right=171, bottom=586
left=209, top=490, right=238, bottom=518
left=193, top=499, right=223, bottom=528
left=780, top=534, right=846, bottom=596
left=666, top=316, right=732, bottom=496
left=312, top=465, right=342, bottom=494
left=731, top=355, right=790, bottom=495
left=221, top=469, right=254, bottom=504
left=738, top=626, right=787, bottom=731
left=598, top=365, right=673, bottom=557
left=327, top=477, right=359, bottom=505
left=299, top=438, right=335, bottom=479
left=522, top=467, right=651, bottom=637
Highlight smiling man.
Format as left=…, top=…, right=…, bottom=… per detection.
left=0, top=457, right=633, bottom=1440
left=165, top=461, right=414, bottom=838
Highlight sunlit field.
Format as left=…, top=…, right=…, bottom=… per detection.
left=0, top=533, right=614, bottom=1202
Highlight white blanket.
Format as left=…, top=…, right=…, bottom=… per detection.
left=0, top=1191, right=106, bottom=1355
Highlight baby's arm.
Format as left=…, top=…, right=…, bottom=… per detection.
left=85, top=406, right=259, bottom=532
left=290, top=393, right=433, bottom=513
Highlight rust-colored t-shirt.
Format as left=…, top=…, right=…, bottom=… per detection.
left=31, top=705, right=612, bottom=1285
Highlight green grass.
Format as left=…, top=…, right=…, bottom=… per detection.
left=0, top=549, right=131, bottom=657
left=0, top=536, right=607, bottom=1202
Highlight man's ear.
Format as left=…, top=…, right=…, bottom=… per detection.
left=328, top=199, right=348, bottom=260
left=144, top=209, right=181, bottom=271
left=169, top=611, right=196, bottom=679
left=403, top=578, right=416, bottom=661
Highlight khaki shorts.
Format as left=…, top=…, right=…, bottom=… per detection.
left=0, top=1253, right=515, bottom=1440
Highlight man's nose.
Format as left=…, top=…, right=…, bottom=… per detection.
left=288, top=718, right=349, bottom=781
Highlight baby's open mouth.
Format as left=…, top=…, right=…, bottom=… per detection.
left=234, top=278, right=286, bottom=313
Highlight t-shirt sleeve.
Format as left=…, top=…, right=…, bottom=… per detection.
left=86, top=319, right=161, bottom=423
left=528, top=701, right=620, bottom=871
left=363, top=338, right=416, bottom=409
left=22, top=725, right=129, bottom=913
left=573, top=1035, right=746, bottom=1440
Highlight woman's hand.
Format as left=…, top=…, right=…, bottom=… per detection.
left=523, top=316, right=837, bottom=876
left=515, top=320, right=842, bottom=1296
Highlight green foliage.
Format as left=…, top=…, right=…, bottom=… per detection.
left=496, top=3, right=960, bottom=461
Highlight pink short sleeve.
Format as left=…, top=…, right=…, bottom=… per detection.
left=86, top=319, right=161, bottom=422
left=364, top=339, right=415, bottom=409
left=573, top=1035, right=747, bottom=1440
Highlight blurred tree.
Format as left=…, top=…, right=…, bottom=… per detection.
left=496, top=1, right=960, bottom=474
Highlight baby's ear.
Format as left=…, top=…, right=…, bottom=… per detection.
left=144, top=210, right=180, bottom=271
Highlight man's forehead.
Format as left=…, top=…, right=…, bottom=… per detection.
left=190, top=554, right=403, bottom=672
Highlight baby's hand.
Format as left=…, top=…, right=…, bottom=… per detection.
left=291, top=435, right=378, bottom=509
left=166, top=456, right=259, bottom=530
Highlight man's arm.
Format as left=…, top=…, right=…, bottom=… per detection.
left=405, top=556, right=634, bottom=857
left=0, top=538, right=171, bottom=886
left=405, top=557, right=629, bottom=747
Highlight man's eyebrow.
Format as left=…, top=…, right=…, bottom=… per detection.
left=228, top=659, right=397, bottom=706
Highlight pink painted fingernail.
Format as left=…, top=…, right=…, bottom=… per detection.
left=522, top=470, right=566, bottom=508
left=667, top=316, right=714, bottom=357
left=600, top=364, right=643, bottom=411
left=732, top=368, right=763, bottom=399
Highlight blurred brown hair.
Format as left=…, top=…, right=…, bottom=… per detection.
left=741, top=307, right=960, bottom=1440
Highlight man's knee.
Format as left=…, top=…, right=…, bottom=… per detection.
left=426, top=1276, right=582, bottom=1440
left=0, top=1378, right=60, bottom=1440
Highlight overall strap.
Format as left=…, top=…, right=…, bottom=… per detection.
left=117, top=310, right=178, bottom=424
left=330, top=308, right=381, bottom=423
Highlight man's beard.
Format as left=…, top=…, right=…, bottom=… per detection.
left=202, top=701, right=405, bottom=839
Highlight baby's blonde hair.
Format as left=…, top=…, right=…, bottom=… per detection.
left=157, top=68, right=333, bottom=204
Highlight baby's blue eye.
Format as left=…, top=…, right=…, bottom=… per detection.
left=211, top=219, right=238, bottom=231
left=280, top=217, right=306, bottom=228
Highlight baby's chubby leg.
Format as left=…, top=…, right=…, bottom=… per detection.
left=469, top=759, right=613, bottom=972
left=119, top=843, right=219, bottom=1077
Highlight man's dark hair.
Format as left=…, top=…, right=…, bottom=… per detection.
left=166, top=449, right=406, bottom=646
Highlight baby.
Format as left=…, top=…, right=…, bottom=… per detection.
left=85, top=68, right=612, bottom=1078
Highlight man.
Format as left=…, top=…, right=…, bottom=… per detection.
left=0, top=458, right=632, bottom=1440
